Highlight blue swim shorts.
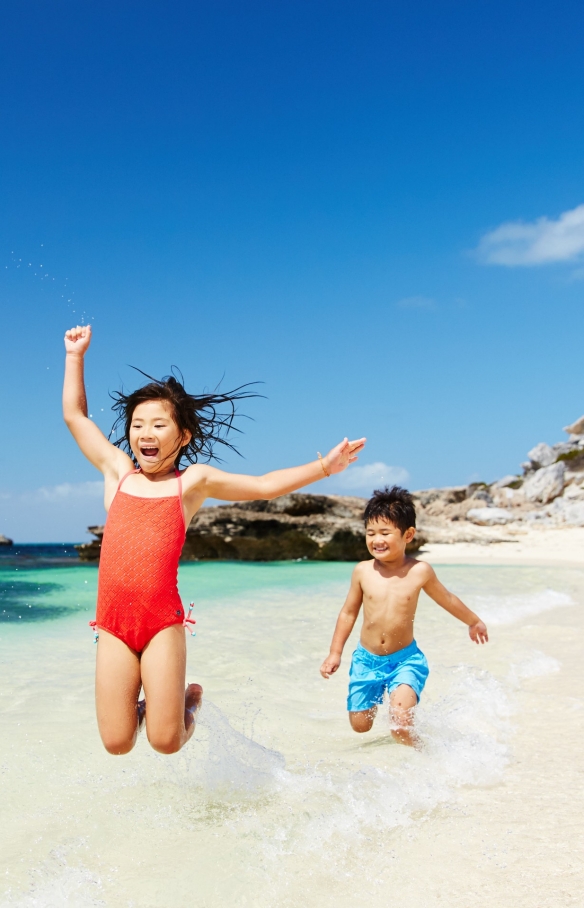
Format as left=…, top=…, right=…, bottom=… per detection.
left=347, top=640, right=429, bottom=713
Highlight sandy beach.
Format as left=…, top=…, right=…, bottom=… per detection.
left=419, top=526, right=584, bottom=568
left=1, top=543, right=583, bottom=907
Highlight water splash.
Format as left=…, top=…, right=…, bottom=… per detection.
left=0, top=847, right=104, bottom=908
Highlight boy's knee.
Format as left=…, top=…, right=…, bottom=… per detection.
left=349, top=712, right=374, bottom=733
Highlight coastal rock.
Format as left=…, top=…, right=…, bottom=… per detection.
left=0, top=534, right=13, bottom=546
left=522, top=462, right=565, bottom=504
left=466, top=507, right=514, bottom=526
left=563, top=415, right=584, bottom=436
left=184, top=494, right=427, bottom=561
left=469, top=489, right=494, bottom=505
left=550, top=499, right=584, bottom=526
left=76, top=495, right=428, bottom=562
left=491, top=475, right=522, bottom=489
left=527, top=442, right=555, bottom=469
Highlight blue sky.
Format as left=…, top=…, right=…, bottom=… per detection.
left=1, top=0, right=584, bottom=541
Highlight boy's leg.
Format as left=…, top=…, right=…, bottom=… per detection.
left=349, top=706, right=378, bottom=733
left=140, top=623, right=202, bottom=755
left=95, top=628, right=142, bottom=755
left=389, top=684, right=418, bottom=746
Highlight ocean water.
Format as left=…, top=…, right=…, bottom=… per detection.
left=0, top=554, right=583, bottom=907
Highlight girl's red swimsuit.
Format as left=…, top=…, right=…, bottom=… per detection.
left=95, top=469, right=187, bottom=653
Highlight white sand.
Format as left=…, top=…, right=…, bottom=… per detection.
left=418, top=526, right=584, bottom=567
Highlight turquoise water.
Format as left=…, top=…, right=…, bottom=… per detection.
left=1, top=554, right=583, bottom=907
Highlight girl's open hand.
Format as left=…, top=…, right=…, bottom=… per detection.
left=64, top=324, right=92, bottom=356
left=469, top=620, right=488, bottom=644
left=324, top=437, right=366, bottom=475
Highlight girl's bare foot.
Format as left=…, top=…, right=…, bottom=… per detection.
left=184, top=683, right=203, bottom=730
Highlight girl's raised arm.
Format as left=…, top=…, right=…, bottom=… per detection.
left=63, top=326, right=129, bottom=477
left=191, top=437, right=366, bottom=502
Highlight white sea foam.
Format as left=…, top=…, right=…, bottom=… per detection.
left=149, top=662, right=512, bottom=860
left=0, top=849, right=104, bottom=908
left=470, top=588, right=573, bottom=625
left=508, top=650, right=561, bottom=683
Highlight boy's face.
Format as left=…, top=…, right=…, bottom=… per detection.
left=365, top=517, right=415, bottom=562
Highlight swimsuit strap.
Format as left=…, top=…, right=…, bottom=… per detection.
left=117, top=469, right=140, bottom=491
left=117, top=468, right=182, bottom=498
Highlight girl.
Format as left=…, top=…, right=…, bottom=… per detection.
left=63, top=325, right=365, bottom=756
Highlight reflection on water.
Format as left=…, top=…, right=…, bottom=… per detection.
left=0, top=579, right=66, bottom=622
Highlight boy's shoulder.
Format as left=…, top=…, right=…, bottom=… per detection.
left=356, top=556, right=434, bottom=583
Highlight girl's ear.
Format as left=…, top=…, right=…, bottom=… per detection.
left=181, top=429, right=193, bottom=447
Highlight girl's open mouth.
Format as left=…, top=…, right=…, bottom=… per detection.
left=140, top=447, right=159, bottom=457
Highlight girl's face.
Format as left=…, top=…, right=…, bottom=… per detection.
left=129, top=400, right=191, bottom=474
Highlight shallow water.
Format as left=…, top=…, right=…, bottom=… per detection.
left=0, top=559, right=583, bottom=907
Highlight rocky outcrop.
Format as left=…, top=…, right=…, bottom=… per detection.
left=563, top=414, right=584, bottom=437
left=523, top=462, right=566, bottom=503
left=466, top=507, right=514, bottom=526
left=0, top=534, right=13, bottom=546
left=76, top=494, right=428, bottom=562
left=411, top=413, right=584, bottom=540
left=75, top=412, right=584, bottom=560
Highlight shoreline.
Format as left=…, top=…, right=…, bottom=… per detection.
left=417, top=525, right=584, bottom=567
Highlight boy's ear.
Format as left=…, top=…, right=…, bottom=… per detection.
left=404, top=527, right=416, bottom=544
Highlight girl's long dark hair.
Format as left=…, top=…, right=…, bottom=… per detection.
left=110, top=367, right=261, bottom=466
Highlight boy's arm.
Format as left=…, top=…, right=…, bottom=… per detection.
left=320, top=568, right=364, bottom=678
left=188, top=437, right=366, bottom=502
left=421, top=566, right=488, bottom=644
left=63, top=326, right=129, bottom=477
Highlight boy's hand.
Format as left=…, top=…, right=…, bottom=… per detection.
left=320, top=653, right=341, bottom=678
left=468, top=620, right=488, bottom=644
left=64, top=324, right=92, bottom=356
left=324, top=437, right=366, bottom=475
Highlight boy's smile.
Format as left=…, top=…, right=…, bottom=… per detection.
left=365, top=517, right=416, bottom=563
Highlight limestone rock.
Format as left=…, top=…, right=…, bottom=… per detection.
left=0, top=534, right=13, bottom=546
left=550, top=499, right=584, bottom=526
left=491, top=475, right=522, bottom=489
left=522, top=462, right=565, bottom=503
left=527, top=442, right=555, bottom=468
left=466, top=507, right=514, bottom=526
left=76, top=494, right=428, bottom=563
left=184, top=493, right=426, bottom=561
left=469, top=489, right=494, bottom=505
left=563, top=415, right=584, bottom=436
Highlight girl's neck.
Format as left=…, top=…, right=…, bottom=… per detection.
left=135, top=465, right=178, bottom=483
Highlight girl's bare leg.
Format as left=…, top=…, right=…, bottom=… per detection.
left=95, top=628, right=142, bottom=755
left=140, top=624, right=202, bottom=754
left=389, top=684, right=418, bottom=746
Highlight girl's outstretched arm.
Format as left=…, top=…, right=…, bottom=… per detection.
left=63, top=325, right=129, bottom=477
left=188, top=436, right=366, bottom=503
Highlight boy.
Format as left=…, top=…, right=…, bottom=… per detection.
left=320, top=486, right=488, bottom=746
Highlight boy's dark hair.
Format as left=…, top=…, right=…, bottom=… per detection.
left=110, top=368, right=260, bottom=466
left=363, top=486, right=416, bottom=534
